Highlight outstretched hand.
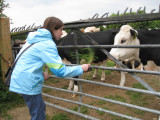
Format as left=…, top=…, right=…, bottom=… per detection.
left=81, top=64, right=91, bottom=72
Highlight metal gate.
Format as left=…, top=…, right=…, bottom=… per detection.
left=11, top=8, right=160, bottom=120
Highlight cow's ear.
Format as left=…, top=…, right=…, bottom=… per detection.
left=130, top=29, right=137, bottom=39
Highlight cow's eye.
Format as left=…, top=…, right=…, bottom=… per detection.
left=121, top=39, right=126, bottom=44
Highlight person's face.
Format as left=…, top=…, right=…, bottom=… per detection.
left=54, top=27, right=63, bottom=40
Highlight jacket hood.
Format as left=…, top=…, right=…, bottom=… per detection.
left=27, top=28, right=52, bottom=44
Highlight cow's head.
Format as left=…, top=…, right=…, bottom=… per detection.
left=113, top=25, right=138, bottom=46
left=109, top=25, right=140, bottom=61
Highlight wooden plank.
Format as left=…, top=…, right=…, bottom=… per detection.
left=0, top=17, right=13, bottom=81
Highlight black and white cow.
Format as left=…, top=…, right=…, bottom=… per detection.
left=110, top=25, right=160, bottom=86
left=137, top=29, right=160, bottom=66
left=110, top=25, right=140, bottom=86
left=80, top=26, right=106, bottom=81
left=55, top=30, right=116, bottom=93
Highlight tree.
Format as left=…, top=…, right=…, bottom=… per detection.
left=100, top=11, right=160, bottom=30
left=0, top=0, right=9, bottom=17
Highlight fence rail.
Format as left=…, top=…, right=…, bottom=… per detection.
left=43, top=93, right=141, bottom=120
left=45, top=101, right=100, bottom=120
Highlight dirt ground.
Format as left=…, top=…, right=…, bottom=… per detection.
left=1, top=70, right=160, bottom=120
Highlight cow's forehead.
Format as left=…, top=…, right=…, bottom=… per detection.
left=121, top=25, right=132, bottom=30
left=116, top=31, right=130, bottom=39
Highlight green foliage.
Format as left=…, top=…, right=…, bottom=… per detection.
left=51, top=113, right=70, bottom=120
left=0, top=78, right=24, bottom=114
left=65, top=29, right=71, bottom=33
left=101, top=10, right=160, bottom=30
left=1, top=112, right=13, bottom=120
left=0, top=79, right=24, bottom=114
left=0, top=59, right=24, bottom=114
left=12, top=34, right=28, bottom=41
left=0, top=0, right=9, bottom=17
left=69, top=48, right=95, bottom=64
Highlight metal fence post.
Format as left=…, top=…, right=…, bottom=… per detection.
left=73, top=29, right=83, bottom=112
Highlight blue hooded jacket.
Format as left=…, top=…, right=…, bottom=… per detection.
left=9, top=28, right=83, bottom=95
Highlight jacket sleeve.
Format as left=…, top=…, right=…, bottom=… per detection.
left=40, top=44, right=83, bottom=78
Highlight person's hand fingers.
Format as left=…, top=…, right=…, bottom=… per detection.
left=43, top=72, right=51, bottom=80
left=81, top=64, right=91, bottom=72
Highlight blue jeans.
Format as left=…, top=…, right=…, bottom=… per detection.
left=22, top=94, right=46, bottom=120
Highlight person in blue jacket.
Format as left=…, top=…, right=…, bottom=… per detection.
left=9, top=16, right=90, bottom=120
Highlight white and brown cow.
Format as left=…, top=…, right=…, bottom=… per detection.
left=84, top=26, right=100, bottom=33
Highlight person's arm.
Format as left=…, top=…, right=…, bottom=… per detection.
left=40, top=44, right=89, bottom=78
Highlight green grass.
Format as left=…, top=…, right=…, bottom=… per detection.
left=109, top=114, right=128, bottom=120
left=126, top=83, right=149, bottom=106
left=46, top=114, right=50, bottom=120
left=96, top=110, right=105, bottom=115
left=61, top=85, right=68, bottom=89
left=88, top=101, right=97, bottom=105
left=51, top=113, right=70, bottom=120
left=97, top=100, right=106, bottom=105
left=132, top=83, right=147, bottom=90
left=45, top=78, right=60, bottom=84
left=72, top=106, right=89, bottom=114
left=96, top=107, right=111, bottom=115
left=130, top=108, right=145, bottom=115
left=104, top=95, right=126, bottom=103
left=43, top=88, right=52, bottom=93
left=105, top=70, right=111, bottom=75
left=82, top=72, right=93, bottom=80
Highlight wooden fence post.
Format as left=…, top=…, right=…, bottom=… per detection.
left=0, top=17, right=13, bottom=81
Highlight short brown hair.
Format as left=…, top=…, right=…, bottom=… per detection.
left=43, top=17, right=64, bottom=39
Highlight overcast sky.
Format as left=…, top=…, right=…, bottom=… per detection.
left=4, top=0, right=160, bottom=29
